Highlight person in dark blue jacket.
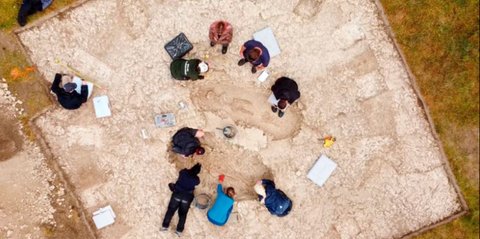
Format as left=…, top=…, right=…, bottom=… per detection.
left=171, top=127, right=205, bottom=157
left=207, top=174, right=236, bottom=226
left=50, top=73, right=88, bottom=110
left=161, top=163, right=202, bottom=236
left=238, top=40, right=270, bottom=74
left=254, top=179, right=292, bottom=217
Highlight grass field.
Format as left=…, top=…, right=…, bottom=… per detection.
left=0, top=0, right=478, bottom=238
left=381, top=0, right=479, bottom=238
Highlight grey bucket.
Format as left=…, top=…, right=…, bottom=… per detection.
left=222, top=126, right=236, bottom=138
left=193, top=193, right=211, bottom=210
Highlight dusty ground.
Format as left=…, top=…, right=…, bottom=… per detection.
left=0, top=79, right=93, bottom=239
left=0, top=81, right=53, bottom=239
left=17, top=0, right=462, bottom=238
left=0, top=32, right=93, bottom=239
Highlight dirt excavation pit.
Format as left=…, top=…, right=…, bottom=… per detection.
left=190, top=82, right=303, bottom=141
left=0, top=118, right=22, bottom=161
left=17, top=0, right=464, bottom=238
left=0, top=92, right=23, bottom=161
left=0, top=80, right=93, bottom=239
left=168, top=133, right=274, bottom=201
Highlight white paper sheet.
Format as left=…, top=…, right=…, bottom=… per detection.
left=72, top=76, right=93, bottom=99
left=268, top=93, right=279, bottom=106
left=93, top=95, right=111, bottom=118
left=257, top=70, right=270, bottom=82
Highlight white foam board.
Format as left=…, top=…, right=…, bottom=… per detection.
left=92, top=205, right=116, bottom=229
left=307, top=155, right=337, bottom=187
left=93, top=95, right=111, bottom=118
left=253, top=27, right=281, bottom=57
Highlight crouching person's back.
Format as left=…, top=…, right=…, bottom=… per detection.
left=255, top=179, right=292, bottom=217
left=207, top=175, right=235, bottom=226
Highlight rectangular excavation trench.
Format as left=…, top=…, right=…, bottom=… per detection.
left=14, top=0, right=467, bottom=238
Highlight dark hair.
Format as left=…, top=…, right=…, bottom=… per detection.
left=226, top=187, right=235, bottom=198
left=217, top=21, right=225, bottom=32
left=195, top=147, right=205, bottom=155
left=247, top=48, right=260, bottom=61
left=188, top=163, right=202, bottom=176
left=278, top=99, right=288, bottom=110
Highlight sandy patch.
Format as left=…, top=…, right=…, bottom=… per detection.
left=18, top=0, right=462, bottom=238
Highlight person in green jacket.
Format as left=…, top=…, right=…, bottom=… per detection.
left=170, top=58, right=209, bottom=80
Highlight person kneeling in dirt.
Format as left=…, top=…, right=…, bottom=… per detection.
left=207, top=174, right=236, bottom=226
left=238, top=39, right=270, bottom=74
left=254, top=179, right=292, bottom=217
left=270, top=77, right=301, bottom=118
left=50, top=73, right=88, bottom=110
left=171, top=127, right=205, bottom=158
left=17, top=0, right=53, bottom=27
left=162, top=163, right=202, bottom=236
left=170, top=58, right=209, bottom=81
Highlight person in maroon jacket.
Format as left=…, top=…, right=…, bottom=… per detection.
left=209, top=20, right=233, bottom=54
left=270, top=77, right=300, bottom=118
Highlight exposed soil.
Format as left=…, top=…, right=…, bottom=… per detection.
left=168, top=133, right=274, bottom=201
left=0, top=111, right=22, bottom=161
left=0, top=31, right=93, bottom=239
left=14, top=0, right=465, bottom=238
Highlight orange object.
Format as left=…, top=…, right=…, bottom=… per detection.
left=25, top=66, right=36, bottom=72
left=219, top=174, right=225, bottom=183
left=10, top=66, right=36, bottom=80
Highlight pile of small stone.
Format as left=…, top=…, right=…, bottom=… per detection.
left=0, top=78, right=25, bottom=116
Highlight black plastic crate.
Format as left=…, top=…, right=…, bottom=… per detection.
left=164, top=33, right=193, bottom=60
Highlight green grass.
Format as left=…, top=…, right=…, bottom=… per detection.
left=0, top=0, right=76, bottom=30
left=0, top=1, right=19, bottom=29
left=0, top=44, right=53, bottom=139
left=381, top=0, right=479, bottom=238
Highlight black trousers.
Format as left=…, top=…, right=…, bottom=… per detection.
left=162, top=192, right=193, bottom=232
left=17, top=0, right=43, bottom=26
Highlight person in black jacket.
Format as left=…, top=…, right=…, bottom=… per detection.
left=161, top=163, right=202, bottom=236
left=171, top=127, right=205, bottom=157
left=270, top=77, right=301, bottom=118
left=50, top=73, right=88, bottom=110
